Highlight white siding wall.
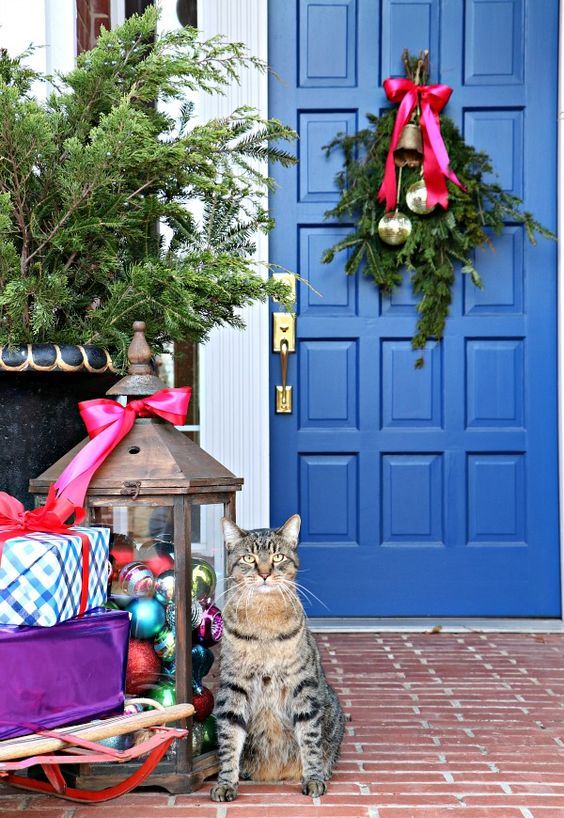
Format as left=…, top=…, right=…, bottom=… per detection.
left=196, top=0, right=271, bottom=529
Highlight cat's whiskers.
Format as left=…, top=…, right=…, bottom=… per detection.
left=273, top=580, right=301, bottom=617
left=279, top=577, right=330, bottom=611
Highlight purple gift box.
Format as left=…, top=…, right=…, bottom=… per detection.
left=0, top=608, right=130, bottom=741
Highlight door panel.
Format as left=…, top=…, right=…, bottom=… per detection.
left=268, top=0, right=560, bottom=616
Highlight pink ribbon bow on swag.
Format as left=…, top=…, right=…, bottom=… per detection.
left=378, top=78, right=466, bottom=212
left=54, top=386, right=192, bottom=507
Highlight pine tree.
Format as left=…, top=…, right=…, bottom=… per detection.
left=0, top=8, right=295, bottom=367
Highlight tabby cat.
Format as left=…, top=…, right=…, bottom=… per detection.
left=210, top=515, right=345, bottom=802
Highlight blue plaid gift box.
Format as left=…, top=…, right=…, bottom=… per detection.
left=0, top=527, right=109, bottom=626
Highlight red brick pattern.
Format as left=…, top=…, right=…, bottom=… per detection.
left=76, top=0, right=111, bottom=54
left=2, top=632, right=564, bottom=816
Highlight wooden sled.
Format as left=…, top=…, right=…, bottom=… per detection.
left=0, top=699, right=193, bottom=803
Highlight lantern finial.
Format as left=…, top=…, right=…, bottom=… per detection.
left=128, top=321, right=153, bottom=376
left=105, top=321, right=167, bottom=397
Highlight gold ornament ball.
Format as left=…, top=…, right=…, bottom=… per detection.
left=377, top=211, right=412, bottom=246
left=406, top=180, right=435, bottom=215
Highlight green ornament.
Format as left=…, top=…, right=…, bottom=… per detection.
left=192, top=721, right=204, bottom=757
left=201, top=714, right=217, bottom=753
left=192, top=558, right=216, bottom=601
left=105, top=599, right=121, bottom=611
left=148, top=680, right=176, bottom=708
left=154, top=626, right=176, bottom=662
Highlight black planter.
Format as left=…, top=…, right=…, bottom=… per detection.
left=0, top=344, right=119, bottom=508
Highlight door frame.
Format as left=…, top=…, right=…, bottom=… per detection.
left=198, top=0, right=564, bottom=626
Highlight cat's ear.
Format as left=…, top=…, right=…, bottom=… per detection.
left=221, top=517, right=247, bottom=549
left=277, top=514, right=301, bottom=548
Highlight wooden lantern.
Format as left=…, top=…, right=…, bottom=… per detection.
left=29, top=322, right=243, bottom=793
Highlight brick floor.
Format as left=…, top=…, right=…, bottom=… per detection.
left=2, top=632, right=564, bottom=817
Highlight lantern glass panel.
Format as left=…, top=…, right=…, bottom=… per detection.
left=191, top=503, right=226, bottom=602
left=90, top=503, right=178, bottom=694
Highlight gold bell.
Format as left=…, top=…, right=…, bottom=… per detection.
left=394, top=122, right=423, bottom=168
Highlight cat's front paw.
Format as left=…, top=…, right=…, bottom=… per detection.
left=302, top=777, right=327, bottom=797
left=210, top=782, right=238, bottom=802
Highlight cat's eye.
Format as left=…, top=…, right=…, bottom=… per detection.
left=241, top=554, right=255, bottom=564
left=272, top=553, right=285, bottom=563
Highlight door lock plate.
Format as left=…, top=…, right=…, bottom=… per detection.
left=275, top=385, right=293, bottom=413
left=272, top=312, right=295, bottom=352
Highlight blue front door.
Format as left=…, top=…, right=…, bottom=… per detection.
left=268, top=0, right=560, bottom=617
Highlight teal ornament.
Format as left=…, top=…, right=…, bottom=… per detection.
left=201, top=714, right=218, bottom=753
left=191, top=599, right=203, bottom=629
left=154, top=626, right=176, bottom=662
left=128, top=597, right=166, bottom=639
left=147, top=679, right=176, bottom=708
left=192, top=558, right=216, bottom=601
left=192, top=721, right=204, bottom=757
left=155, top=569, right=175, bottom=605
left=191, top=644, right=214, bottom=694
left=166, top=603, right=176, bottom=629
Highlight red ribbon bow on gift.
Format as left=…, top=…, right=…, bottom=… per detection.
left=54, top=386, right=192, bottom=507
left=378, top=78, right=466, bottom=212
left=0, top=486, right=91, bottom=615
left=0, top=387, right=190, bottom=618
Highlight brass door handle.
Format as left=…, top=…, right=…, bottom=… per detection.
left=276, top=339, right=292, bottom=413
left=273, top=312, right=295, bottom=413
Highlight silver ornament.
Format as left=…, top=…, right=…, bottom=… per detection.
left=377, top=211, right=412, bottom=246
left=191, top=599, right=204, bottom=629
left=154, top=569, right=175, bottom=605
left=192, top=721, right=204, bottom=757
left=165, top=603, right=176, bottom=629
left=406, top=180, right=435, bottom=215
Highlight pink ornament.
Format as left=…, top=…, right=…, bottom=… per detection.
left=197, top=604, right=223, bottom=647
left=119, top=561, right=155, bottom=598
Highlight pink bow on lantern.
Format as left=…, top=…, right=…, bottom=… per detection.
left=54, top=386, right=192, bottom=506
left=378, top=78, right=466, bottom=211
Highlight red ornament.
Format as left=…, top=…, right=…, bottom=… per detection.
left=140, top=538, right=175, bottom=577
left=192, top=686, right=214, bottom=722
left=126, top=638, right=161, bottom=694
left=109, top=534, right=136, bottom=582
left=145, top=553, right=174, bottom=577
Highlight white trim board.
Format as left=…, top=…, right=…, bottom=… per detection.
left=200, top=0, right=564, bottom=627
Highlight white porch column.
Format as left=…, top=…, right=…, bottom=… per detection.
left=197, top=0, right=270, bottom=529
left=0, top=0, right=75, bottom=80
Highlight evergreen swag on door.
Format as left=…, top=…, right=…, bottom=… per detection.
left=323, top=51, right=553, bottom=365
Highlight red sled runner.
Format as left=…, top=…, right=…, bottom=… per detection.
left=0, top=700, right=192, bottom=803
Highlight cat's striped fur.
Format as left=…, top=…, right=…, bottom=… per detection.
left=210, top=515, right=345, bottom=802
